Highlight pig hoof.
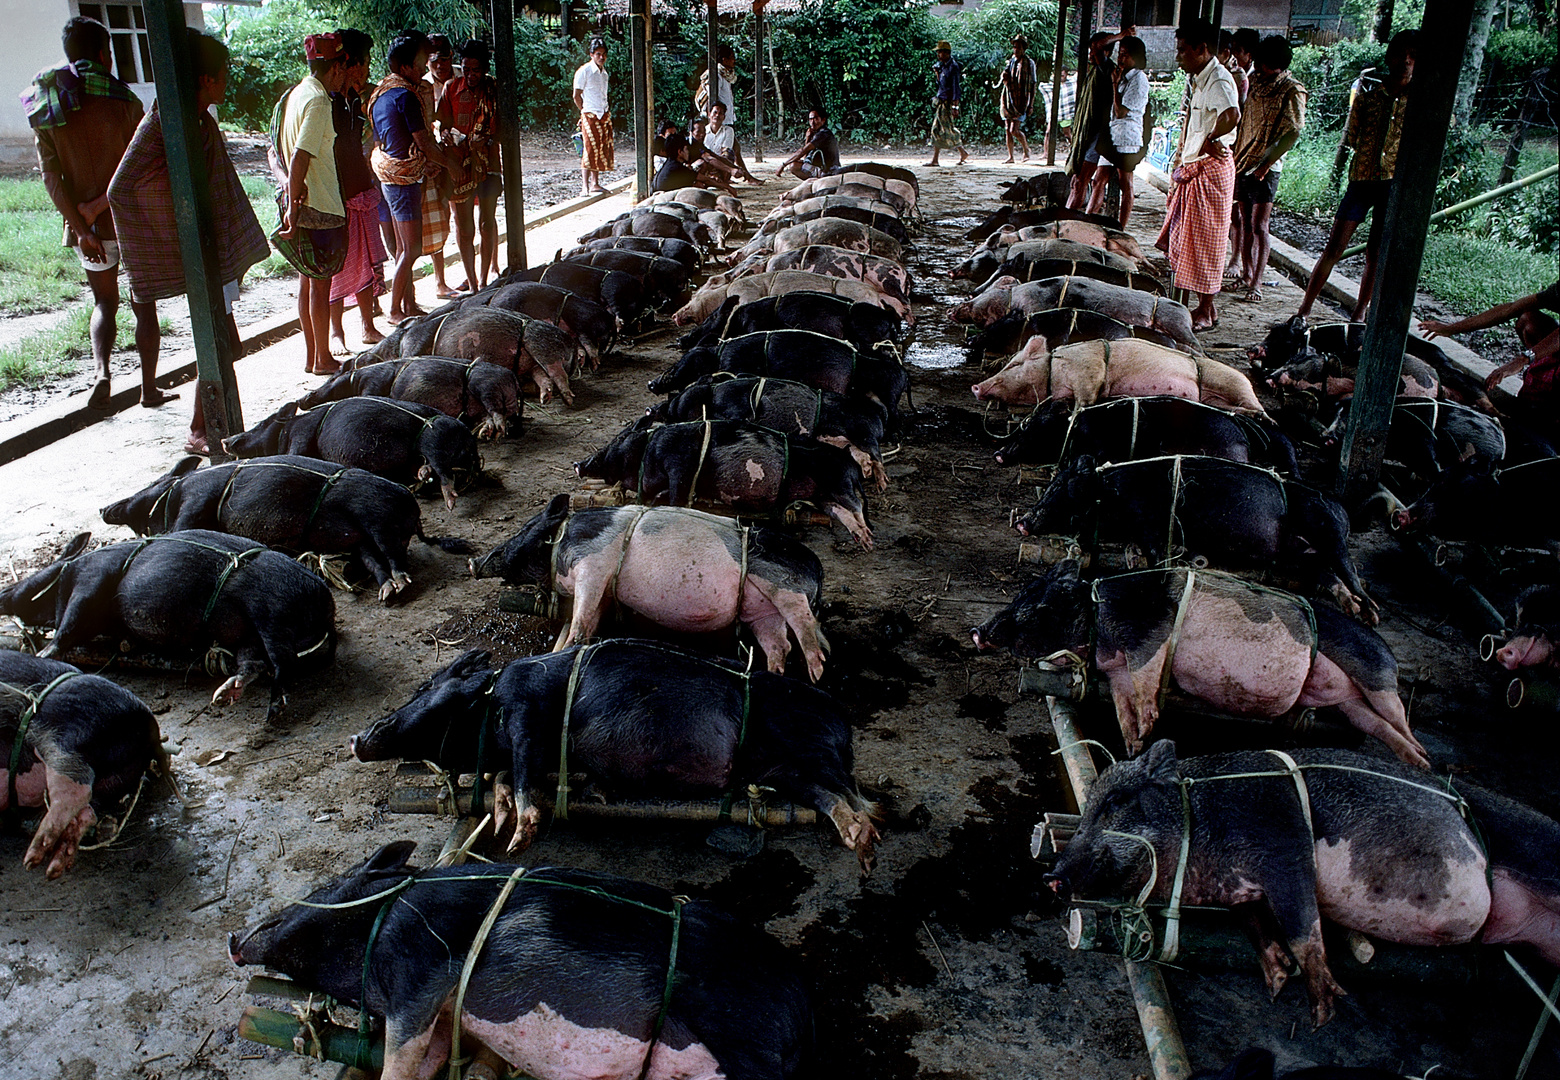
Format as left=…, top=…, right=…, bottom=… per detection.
left=36, top=642, right=59, bottom=659
left=212, top=676, right=245, bottom=706
left=378, top=580, right=397, bottom=603
left=505, top=806, right=542, bottom=854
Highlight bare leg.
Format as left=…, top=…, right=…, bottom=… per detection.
left=478, top=192, right=500, bottom=284
left=1247, top=201, right=1274, bottom=291
left=355, top=285, right=383, bottom=343
left=130, top=299, right=162, bottom=403
left=83, top=264, right=119, bottom=406
left=1351, top=214, right=1385, bottom=322
left=296, top=274, right=314, bottom=371
left=1085, top=166, right=1112, bottom=215
left=1191, top=290, right=1220, bottom=331
left=389, top=216, right=422, bottom=321
left=1117, top=170, right=1135, bottom=229
left=1295, top=215, right=1362, bottom=319
left=328, top=299, right=349, bottom=355
left=452, top=198, right=477, bottom=292
left=1003, top=121, right=1016, bottom=164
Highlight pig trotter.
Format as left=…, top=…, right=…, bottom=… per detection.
left=1293, top=925, right=1347, bottom=1028
left=212, top=674, right=247, bottom=706
left=24, top=767, right=96, bottom=879
left=378, top=572, right=412, bottom=603
left=827, top=796, right=881, bottom=875
left=504, top=804, right=543, bottom=854
left=492, top=778, right=515, bottom=835
left=442, top=484, right=458, bottom=512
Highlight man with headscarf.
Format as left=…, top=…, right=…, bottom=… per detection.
left=1154, top=18, right=1240, bottom=332
left=574, top=38, right=613, bottom=195
left=22, top=16, right=151, bottom=410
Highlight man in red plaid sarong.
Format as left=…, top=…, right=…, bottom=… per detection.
left=573, top=38, right=613, bottom=196
left=1156, top=18, right=1240, bottom=332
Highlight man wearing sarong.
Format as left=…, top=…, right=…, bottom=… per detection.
left=367, top=34, right=463, bottom=324
left=997, top=35, right=1038, bottom=165
left=442, top=40, right=503, bottom=289
left=1155, top=18, right=1240, bottom=332
left=327, top=28, right=385, bottom=354
left=927, top=41, right=967, bottom=167
left=107, top=30, right=268, bottom=455
left=23, top=16, right=150, bottom=411
left=422, top=39, right=458, bottom=298
left=574, top=38, right=613, bottom=196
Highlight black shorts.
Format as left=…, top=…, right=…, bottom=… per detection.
left=1337, top=179, right=1392, bottom=222
left=1235, top=170, right=1280, bottom=205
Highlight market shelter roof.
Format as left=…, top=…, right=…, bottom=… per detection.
left=592, top=0, right=810, bottom=16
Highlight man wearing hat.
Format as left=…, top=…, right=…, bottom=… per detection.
left=928, top=41, right=968, bottom=167
left=573, top=38, right=612, bottom=196
left=279, top=31, right=349, bottom=375
left=998, top=34, right=1039, bottom=164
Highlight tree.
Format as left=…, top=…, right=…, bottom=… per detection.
left=1372, top=0, right=1394, bottom=41
left=1453, top=0, right=1500, bottom=127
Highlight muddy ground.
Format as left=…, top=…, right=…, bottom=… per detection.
left=0, top=156, right=1556, bottom=1080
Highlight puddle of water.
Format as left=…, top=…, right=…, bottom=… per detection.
left=934, top=216, right=982, bottom=228
left=905, top=342, right=969, bottom=370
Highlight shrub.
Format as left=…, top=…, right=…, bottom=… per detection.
left=1276, top=127, right=1348, bottom=218
left=1418, top=232, right=1556, bottom=315
left=1289, top=39, right=1387, bottom=133
left=943, top=0, right=1059, bottom=144
left=1485, top=172, right=1560, bottom=257
left=222, top=0, right=337, bottom=134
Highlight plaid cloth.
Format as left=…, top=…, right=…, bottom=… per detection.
left=1233, top=70, right=1307, bottom=176
left=1066, top=62, right=1114, bottom=175
left=21, top=59, right=136, bottom=130
left=330, top=186, right=387, bottom=303
left=421, top=174, right=449, bottom=256
left=365, top=74, right=428, bottom=186
left=1156, top=154, right=1236, bottom=296
left=931, top=100, right=962, bottom=150
left=1057, top=76, right=1076, bottom=124
left=999, top=56, right=1038, bottom=121
left=106, top=103, right=269, bottom=302
left=580, top=111, right=615, bottom=171
left=442, top=74, right=497, bottom=202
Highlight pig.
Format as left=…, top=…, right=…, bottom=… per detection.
left=677, top=292, right=902, bottom=355
left=568, top=234, right=702, bottom=272
left=515, top=260, right=648, bottom=327
left=579, top=207, right=711, bottom=248
left=486, top=282, right=617, bottom=367
left=970, top=561, right=1426, bottom=766
left=1046, top=740, right=1560, bottom=1025
left=965, top=307, right=1189, bottom=363
left=0, top=531, right=336, bottom=718
left=1495, top=585, right=1560, bottom=671
left=992, top=397, right=1298, bottom=476
left=649, top=375, right=889, bottom=489
left=648, top=185, right=719, bottom=209
left=1392, top=457, right=1560, bottom=547
left=351, top=642, right=880, bottom=864
left=950, top=269, right=1167, bottom=324
left=973, top=220, right=1145, bottom=266
left=674, top=271, right=904, bottom=327
left=749, top=246, right=912, bottom=315
left=1250, top=316, right=1360, bottom=369
left=781, top=173, right=914, bottom=213
left=824, top=161, right=918, bottom=191
left=100, top=455, right=471, bottom=602
left=971, top=337, right=1266, bottom=415
left=294, top=357, right=521, bottom=440
left=0, top=650, right=166, bottom=879
left=575, top=418, right=873, bottom=548
left=697, top=209, right=740, bottom=250
left=997, top=172, right=1070, bottom=207
left=1192, top=1048, right=1408, bottom=1080
left=648, top=329, right=910, bottom=430
left=469, top=497, right=829, bottom=680
left=379, top=306, right=576, bottom=405
left=1321, top=397, right=1506, bottom=480
left=728, top=220, right=904, bottom=267
left=965, top=204, right=1123, bottom=240
left=957, top=275, right=1200, bottom=351
left=1267, top=349, right=1439, bottom=401
left=565, top=248, right=692, bottom=310
left=1017, top=454, right=1375, bottom=621
left=759, top=196, right=910, bottom=244
left=954, top=239, right=1137, bottom=283
left=220, top=398, right=481, bottom=511
left=230, top=840, right=818, bottom=1080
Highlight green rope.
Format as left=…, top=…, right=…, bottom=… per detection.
left=448, top=863, right=529, bottom=1080
left=556, top=644, right=596, bottom=820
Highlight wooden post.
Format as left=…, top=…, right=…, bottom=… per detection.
left=1338, top=0, right=1480, bottom=505
left=491, top=0, right=527, bottom=270
left=1047, top=0, right=1069, bottom=166
left=1210, top=0, right=1224, bottom=32
left=707, top=0, right=720, bottom=116
left=631, top=0, right=652, bottom=201
left=753, top=0, right=766, bottom=161
left=140, top=0, right=242, bottom=454
left=1075, top=0, right=1095, bottom=78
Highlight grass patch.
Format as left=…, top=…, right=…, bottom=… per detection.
left=1418, top=232, right=1555, bottom=315
left=241, top=175, right=294, bottom=281
left=0, top=302, right=173, bottom=394
left=0, top=178, right=89, bottom=315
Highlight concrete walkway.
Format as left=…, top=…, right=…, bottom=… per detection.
left=0, top=179, right=637, bottom=563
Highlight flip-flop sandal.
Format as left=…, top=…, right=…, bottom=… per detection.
left=140, top=389, right=179, bottom=408
left=310, top=363, right=344, bottom=377
left=86, top=379, right=111, bottom=410
left=1240, top=288, right=1264, bottom=303
left=182, top=438, right=211, bottom=456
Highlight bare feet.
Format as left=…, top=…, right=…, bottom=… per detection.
left=86, top=378, right=111, bottom=410
left=328, top=334, right=351, bottom=356
left=1003, top=157, right=1015, bottom=164
left=360, top=325, right=384, bottom=345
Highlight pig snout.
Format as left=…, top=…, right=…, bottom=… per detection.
left=1496, top=634, right=1553, bottom=671
left=1041, top=872, right=1067, bottom=895
left=1391, top=507, right=1415, bottom=531
left=970, top=627, right=988, bottom=650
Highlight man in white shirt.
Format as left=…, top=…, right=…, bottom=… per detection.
left=1154, top=18, right=1240, bottom=331
left=572, top=38, right=612, bottom=196
left=704, top=102, right=758, bottom=182
left=1082, top=33, right=1149, bottom=228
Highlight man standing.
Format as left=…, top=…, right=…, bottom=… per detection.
left=326, top=28, right=385, bottom=354
left=927, top=40, right=968, bottom=167
left=1065, top=31, right=1121, bottom=208
left=777, top=108, right=839, bottom=179
left=23, top=16, right=154, bottom=410
left=368, top=34, right=463, bottom=324
left=573, top=38, right=612, bottom=196
left=1085, top=34, right=1150, bottom=228
left=1155, top=18, right=1240, bottom=332
left=1295, top=30, right=1416, bottom=323
left=442, top=40, right=502, bottom=290
left=998, top=35, right=1038, bottom=165
left=278, top=32, right=348, bottom=376
left=697, top=44, right=738, bottom=119
left=1229, top=35, right=1306, bottom=301
left=705, top=102, right=758, bottom=183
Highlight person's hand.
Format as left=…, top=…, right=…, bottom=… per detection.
left=1418, top=318, right=1451, bottom=339
left=1253, top=162, right=1270, bottom=180
left=77, top=231, right=106, bottom=263
left=1206, top=140, right=1229, bottom=160
left=1124, top=24, right=1138, bottom=36
left=1484, top=356, right=1526, bottom=393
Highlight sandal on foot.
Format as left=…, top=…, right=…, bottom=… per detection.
left=86, top=379, right=111, bottom=410
left=1240, top=287, right=1264, bottom=303
left=182, top=437, right=211, bottom=456
left=140, top=389, right=178, bottom=408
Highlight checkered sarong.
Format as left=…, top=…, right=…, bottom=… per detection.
left=421, top=175, right=449, bottom=257
left=1157, top=154, right=1235, bottom=296
left=932, top=101, right=962, bottom=150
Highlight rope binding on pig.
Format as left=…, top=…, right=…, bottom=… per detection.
left=3, top=669, right=83, bottom=819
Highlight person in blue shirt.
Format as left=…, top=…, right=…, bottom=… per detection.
left=928, top=41, right=968, bottom=167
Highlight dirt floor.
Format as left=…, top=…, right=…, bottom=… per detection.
left=0, top=152, right=1556, bottom=1080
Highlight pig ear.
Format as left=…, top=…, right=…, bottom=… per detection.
left=172, top=455, right=203, bottom=477
left=1141, top=739, right=1180, bottom=784
left=274, top=401, right=298, bottom=422
left=362, top=840, right=418, bottom=874
left=450, top=649, right=494, bottom=680
left=60, top=531, right=92, bottom=561
left=1052, top=558, right=1082, bottom=584
left=545, top=492, right=571, bottom=520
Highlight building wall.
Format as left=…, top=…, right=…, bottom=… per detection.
left=2, top=0, right=203, bottom=150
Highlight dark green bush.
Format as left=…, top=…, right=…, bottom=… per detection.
left=1288, top=39, right=1387, bottom=133
left=222, top=0, right=337, bottom=133
left=1485, top=173, right=1560, bottom=256
left=943, top=0, right=1059, bottom=144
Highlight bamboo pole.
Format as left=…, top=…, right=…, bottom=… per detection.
left=388, top=781, right=817, bottom=825
left=237, top=1005, right=381, bottom=1071
left=753, top=2, right=766, bottom=160
left=1047, top=0, right=1069, bottom=167
left=1340, top=163, right=1559, bottom=259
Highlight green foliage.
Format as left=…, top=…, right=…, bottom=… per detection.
left=1288, top=40, right=1387, bottom=132
left=1418, top=231, right=1556, bottom=315
left=221, top=0, right=338, bottom=134
left=1149, top=69, right=1186, bottom=129
left=1275, top=127, right=1349, bottom=218
left=1432, top=123, right=1497, bottom=221
left=0, top=179, right=85, bottom=315
left=1484, top=27, right=1558, bottom=86
left=942, top=0, right=1060, bottom=143
left=0, top=303, right=172, bottom=394
left=1485, top=172, right=1560, bottom=257
left=239, top=176, right=296, bottom=281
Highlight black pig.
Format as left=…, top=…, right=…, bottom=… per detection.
left=221, top=397, right=480, bottom=511
left=101, top=455, right=469, bottom=602
left=568, top=234, right=702, bottom=272
left=486, top=281, right=617, bottom=366
left=1392, top=456, right=1560, bottom=546
left=677, top=292, right=902, bottom=354
left=1047, top=741, right=1560, bottom=1026
left=230, top=842, right=814, bottom=1079
left=351, top=643, right=880, bottom=866
left=295, top=357, right=520, bottom=440
left=0, top=531, right=335, bottom=718
left=1322, top=397, right=1505, bottom=481
left=0, top=650, right=166, bottom=878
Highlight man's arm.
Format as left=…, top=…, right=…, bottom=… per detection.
left=281, top=148, right=313, bottom=237
left=777, top=130, right=820, bottom=172
left=43, top=171, right=105, bottom=259
left=412, top=127, right=463, bottom=182
left=1483, top=327, right=1560, bottom=392
left=1422, top=292, right=1546, bottom=338
left=1253, top=131, right=1298, bottom=178
left=573, top=87, right=585, bottom=113
left=1203, top=106, right=1240, bottom=158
